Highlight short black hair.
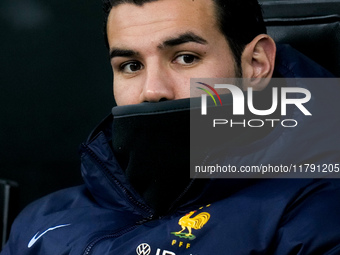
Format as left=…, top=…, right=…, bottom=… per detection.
left=102, top=0, right=266, bottom=73
left=102, top=0, right=159, bottom=49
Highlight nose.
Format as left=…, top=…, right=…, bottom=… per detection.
left=140, top=66, right=175, bottom=102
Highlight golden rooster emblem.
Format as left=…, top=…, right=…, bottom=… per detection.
left=171, top=210, right=210, bottom=240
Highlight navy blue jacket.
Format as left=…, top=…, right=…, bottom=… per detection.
left=2, top=45, right=340, bottom=255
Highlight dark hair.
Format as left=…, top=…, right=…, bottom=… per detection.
left=102, top=0, right=266, bottom=73
left=102, top=0, right=159, bottom=49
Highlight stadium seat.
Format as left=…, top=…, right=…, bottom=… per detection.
left=260, top=0, right=340, bottom=77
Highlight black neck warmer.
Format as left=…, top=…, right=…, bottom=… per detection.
left=112, top=99, right=191, bottom=216
left=111, top=80, right=283, bottom=216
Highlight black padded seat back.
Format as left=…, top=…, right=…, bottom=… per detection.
left=260, top=0, right=340, bottom=77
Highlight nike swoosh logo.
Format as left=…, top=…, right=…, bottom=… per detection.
left=28, top=224, right=71, bottom=248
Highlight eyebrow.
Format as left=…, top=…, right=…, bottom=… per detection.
left=110, top=49, right=139, bottom=59
left=109, top=32, right=208, bottom=59
left=159, top=32, right=208, bottom=49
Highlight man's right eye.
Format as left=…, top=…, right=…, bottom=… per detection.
left=119, top=61, right=143, bottom=74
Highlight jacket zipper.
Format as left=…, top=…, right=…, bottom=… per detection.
left=81, top=143, right=155, bottom=254
left=80, top=143, right=153, bottom=216
left=83, top=215, right=155, bottom=255
left=83, top=225, right=137, bottom=255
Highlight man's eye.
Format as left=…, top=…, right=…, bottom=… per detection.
left=120, top=61, right=143, bottom=73
left=174, top=54, right=199, bottom=65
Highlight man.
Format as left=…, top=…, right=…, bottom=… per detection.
left=2, top=0, right=340, bottom=254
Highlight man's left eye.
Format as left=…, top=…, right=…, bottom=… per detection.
left=173, top=54, right=199, bottom=65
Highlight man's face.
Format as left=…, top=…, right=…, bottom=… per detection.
left=107, top=0, right=238, bottom=106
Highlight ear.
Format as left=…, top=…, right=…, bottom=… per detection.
left=241, top=34, right=276, bottom=91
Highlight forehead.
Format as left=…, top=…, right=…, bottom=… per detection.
left=106, top=0, right=219, bottom=46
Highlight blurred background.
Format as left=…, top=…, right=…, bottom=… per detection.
left=0, top=0, right=113, bottom=230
